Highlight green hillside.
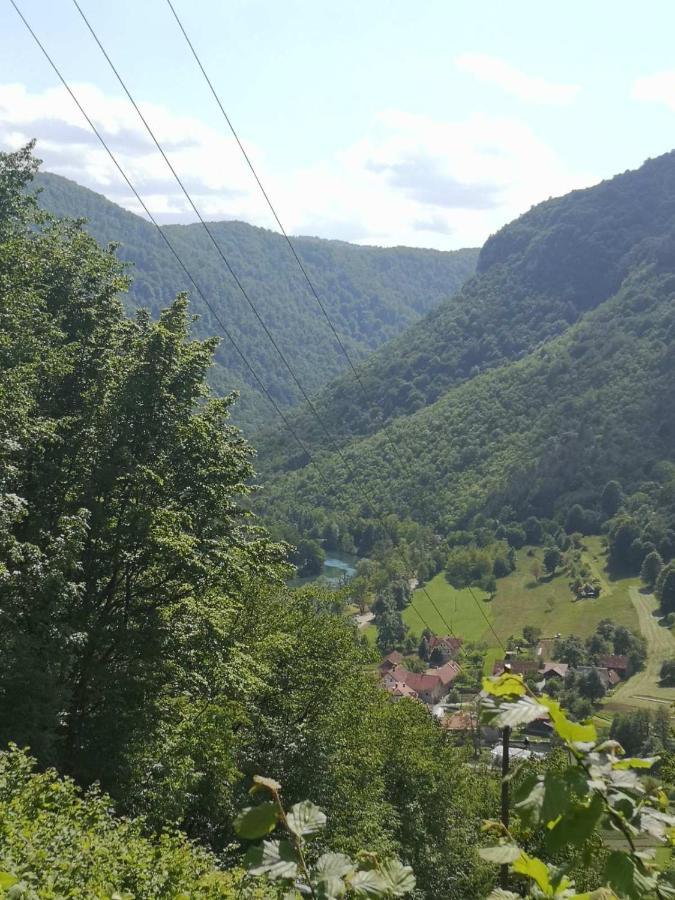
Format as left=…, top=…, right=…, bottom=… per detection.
left=258, top=151, right=675, bottom=471
left=258, top=153, right=675, bottom=538
left=32, top=171, right=478, bottom=431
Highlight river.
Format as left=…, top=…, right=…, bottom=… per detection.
left=289, top=550, right=359, bottom=587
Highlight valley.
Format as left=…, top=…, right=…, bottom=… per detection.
left=3, top=141, right=675, bottom=898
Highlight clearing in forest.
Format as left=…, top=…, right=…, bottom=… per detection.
left=405, top=538, right=637, bottom=651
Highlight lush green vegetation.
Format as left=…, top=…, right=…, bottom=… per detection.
left=3, top=146, right=503, bottom=898
left=258, top=150, right=675, bottom=470
left=0, top=747, right=245, bottom=898
left=33, top=171, right=477, bottom=432
left=404, top=539, right=638, bottom=648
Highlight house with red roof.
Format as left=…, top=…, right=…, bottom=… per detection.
left=380, top=659, right=461, bottom=705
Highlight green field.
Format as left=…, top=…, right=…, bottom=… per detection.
left=405, top=538, right=638, bottom=651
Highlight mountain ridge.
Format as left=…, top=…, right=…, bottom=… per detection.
left=256, top=151, right=675, bottom=539
left=32, top=170, right=478, bottom=431
left=256, top=150, right=675, bottom=473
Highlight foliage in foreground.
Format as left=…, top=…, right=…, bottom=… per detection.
left=235, top=776, right=415, bottom=898
left=480, top=673, right=675, bottom=899
left=0, top=746, right=248, bottom=899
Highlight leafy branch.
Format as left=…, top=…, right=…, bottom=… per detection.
left=234, top=776, right=416, bottom=899
left=479, top=673, right=675, bottom=899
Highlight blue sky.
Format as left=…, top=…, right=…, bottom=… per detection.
left=2, top=0, right=675, bottom=249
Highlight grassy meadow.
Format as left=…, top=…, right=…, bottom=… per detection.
left=404, top=537, right=638, bottom=652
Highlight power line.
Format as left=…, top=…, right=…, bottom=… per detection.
left=159, top=0, right=485, bottom=650
left=163, top=0, right=430, bottom=477
left=7, top=0, right=326, bottom=490
left=71, top=0, right=353, bottom=467
left=12, top=1, right=475, bottom=667
left=67, top=0, right=466, bottom=647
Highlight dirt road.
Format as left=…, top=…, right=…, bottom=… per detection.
left=606, top=587, right=675, bottom=711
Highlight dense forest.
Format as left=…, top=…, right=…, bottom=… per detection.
left=5, top=138, right=675, bottom=896
left=256, top=153, right=675, bottom=564
left=33, top=172, right=477, bottom=432
left=257, top=151, right=675, bottom=469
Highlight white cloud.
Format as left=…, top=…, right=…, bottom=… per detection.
left=455, top=53, right=580, bottom=105
left=632, top=71, right=675, bottom=112
left=0, top=82, right=596, bottom=250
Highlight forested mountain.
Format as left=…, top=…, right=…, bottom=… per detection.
left=258, top=152, right=675, bottom=536
left=32, top=172, right=477, bottom=431
left=258, top=152, right=675, bottom=470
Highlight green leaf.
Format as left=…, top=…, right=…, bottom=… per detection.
left=478, top=845, right=522, bottom=864
left=234, top=801, right=279, bottom=839
left=511, top=852, right=552, bottom=894
left=314, top=853, right=355, bottom=880
left=514, top=778, right=545, bottom=827
left=605, top=851, right=656, bottom=900
left=349, top=869, right=388, bottom=897
left=378, top=859, right=416, bottom=897
left=482, top=673, right=526, bottom=697
left=316, top=875, right=347, bottom=899
left=492, top=696, right=549, bottom=729
left=541, top=773, right=570, bottom=824
left=0, top=874, right=18, bottom=890
left=546, top=792, right=604, bottom=853
left=612, top=756, right=658, bottom=770
left=286, top=799, right=327, bottom=837
left=539, top=696, right=597, bottom=745
left=245, top=840, right=299, bottom=880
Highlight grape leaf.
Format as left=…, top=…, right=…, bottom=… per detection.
left=478, top=845, right=522, bottom=864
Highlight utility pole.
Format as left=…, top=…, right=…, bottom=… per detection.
left=500, top=725, right=511, bottom=890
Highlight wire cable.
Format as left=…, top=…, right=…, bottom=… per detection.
left=162, top=0, right=503, bottom=652
left=12, top=0, right=474, bottom=663
left=71, top=0, right=355, bottom=467
left=7, top=0, right=327, bottom=490
left=163, top=0, right=431, bottom=473
left=67, top=0, right=467, bottom=645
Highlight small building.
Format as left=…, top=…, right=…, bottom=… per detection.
left=378, top=651, right=405, bottom=674
left=575, top=665, right=611, bottom=691
left=598, top=655, right=630, bottom=680
left=428, top=635, right=464, bottom=659
left=385, top=682, right=419, bottom=701
left=492, top=659, right=539, bottom=678
left=541, top=662, right=569, bottom=681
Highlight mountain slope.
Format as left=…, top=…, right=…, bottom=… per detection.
left=258, top=151, right=675, bottom=470
left=32, top=171, right=478, bottom=431
left=260, top=260, right=675, bottom=530
left=258, top=152, right=675, bottom=530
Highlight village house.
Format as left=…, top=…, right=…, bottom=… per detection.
left=492, top=659, right=540, bottom=678
left=540, top=662, right=568, bottom=681
left=378, top=651, right=404, bottom=675
left=598, top=654, right=630, bottom=681
left=427, top=635, right=463, bottom=658
left=380, top=659, right=461, bottom=705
